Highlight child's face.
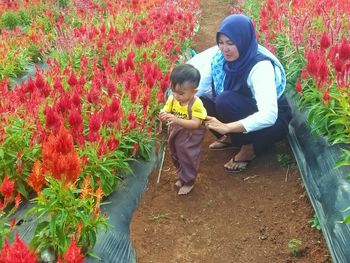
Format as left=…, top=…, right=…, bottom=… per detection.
left=172, top=82, right=197, bottom=105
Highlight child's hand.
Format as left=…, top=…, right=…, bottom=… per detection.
left=159, top=112, right=178, bottom=125
left=159, top=111, right=169, bottom=122
left=165, top=114, right=178, bottom=125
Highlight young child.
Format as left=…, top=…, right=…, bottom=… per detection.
left=159, top=64, right=207, bottom=195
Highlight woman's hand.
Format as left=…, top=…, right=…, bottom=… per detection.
left=205, top=116, right=229, bottom=134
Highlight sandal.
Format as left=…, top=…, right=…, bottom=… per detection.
left=178, top=184, right=194, bottom=195
left=224, top=157, right=255, bottom=173
left=209, top=140, right=240, bottom=151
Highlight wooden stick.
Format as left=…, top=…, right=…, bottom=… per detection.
left=157, top=145, right=166, bottom=184
left=285, top=165, right=290, bottom=182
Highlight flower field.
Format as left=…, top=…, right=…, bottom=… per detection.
left=239, top=0, right=350, bottom=168
left=0, top=0, right=200, bottom=261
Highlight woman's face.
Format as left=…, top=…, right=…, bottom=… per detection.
left=218, top=34, right=239, bottom=62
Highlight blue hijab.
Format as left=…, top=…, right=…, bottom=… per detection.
left=217, top=14, right=259, bottom=91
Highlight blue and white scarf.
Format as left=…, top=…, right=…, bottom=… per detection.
left=211, top=45, right=286, bottom=98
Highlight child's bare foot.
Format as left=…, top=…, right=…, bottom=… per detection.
left=178, top=184, right=194, bottom=195
left=175, top=180, right=183, bottom=188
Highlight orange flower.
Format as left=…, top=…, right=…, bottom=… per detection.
left=42, top=128, right=81, bottom=185
left=80, top=176, right=92, bottom=199
left=27, top=159, right=45, bottom=194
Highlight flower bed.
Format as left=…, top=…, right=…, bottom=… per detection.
left=232, top=0, right=350, bottom=262
left=0, top=0, right=200, bottom=261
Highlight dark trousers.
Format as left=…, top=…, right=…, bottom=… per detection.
left=201, top=91, right=292, bottom=154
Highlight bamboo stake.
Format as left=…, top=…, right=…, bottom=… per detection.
left=157, top=144, right=166, bottom=184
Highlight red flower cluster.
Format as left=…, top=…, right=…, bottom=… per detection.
left=57, top=237, right=84, bottom=263
left=0, top=234, right=37, bottom=263
left=42, top=127, right=81, bottom=185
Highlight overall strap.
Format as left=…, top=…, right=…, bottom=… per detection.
left=171, top=96, right=197, bottom=120
left=187, top=96, right=197, bottom=119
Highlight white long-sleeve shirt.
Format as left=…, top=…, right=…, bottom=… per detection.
left=240, top=60, right=278, bottom=133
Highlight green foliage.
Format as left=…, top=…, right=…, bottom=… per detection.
left=27, top=44, right=43, bottom=64
left=0, top=203, right=18, bottom=249
left=26, top=178, right=108, bottom=257
left=0, top=118, right=41, bottom=199
left=288, top=239, right=303, bottom=257
left=276, top=153, right=293, bottom=168
left=1, top=11, right=19, bottom=30
left=79, top=143, right=131, bottom=196
left=0, top=48, right=32, bottom=81
left=309, top=213, right=321, bottom=230
left=59, top=0, right=69, bottom=8
left=18, top=9, right=33, bottom=27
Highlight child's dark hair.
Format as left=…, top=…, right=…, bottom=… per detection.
left=170, top=64, right=201, bottom=90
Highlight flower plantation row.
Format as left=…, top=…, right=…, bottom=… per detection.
left=0, top=0, right=200, bottom=261
left=237, top=0, right=350, bottom=174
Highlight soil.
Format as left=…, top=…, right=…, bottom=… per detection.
left=130, top=1, right=332, bottom=262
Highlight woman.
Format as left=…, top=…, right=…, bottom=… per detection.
left=203, top=14, right=292, bottom=172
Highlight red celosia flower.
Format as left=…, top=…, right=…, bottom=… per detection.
left=125, top=52, right=135, bottom=70
left=63, top=237, right=84, bottom=263
left=115, top=58, right=124, bottom=75
left=160, top=73, right=170, bottom=92
left=106, top=80, right=116, bottom=96
left=14, top=193, right=21, bottom=210
left=54, top=77, right=64, bottom=93
left=16, top=152, right=23, bottom=175
left=127, top=110, right=137, bottom=130
left=68, top=72, right=78, bottom=87
left=56, top=93, right=71, bottom=114
left=295, top=79, right=302, bottom=94
left=87, top=88, right=101, bottom=104
left=306, top=51, right=318, bottom=77
left=71, top=90, right=81, bottom=108
left=42, top=128, right=81, bottom=185
left=334, top=58, right=344, bottom=73
left=10, top=218, right=16, bottom=230
left=0, top=175, right=15, bottom=200
left=45, top=106, right=61, bottom=132
left=339, top=38, right=350, bottom=61
left=55, top=127, right=74, bottom=155
left=0, top=234, right=38, bottom=263
left=317, top=60, right=329, bottom=85
left=25, top=78, right=36, bottom=94
left=320, top=32, right=331, bottom=50
left=107, top=137, right=120, bottom=151
left=28, top=159, right=45, bottom=194
left=68, top=109, right=83, bottom=131
left=88, top=113, right=102, bottom=132
left=98, top=138, right=107, bottom=157
left=34, top=71, right=45, bottom=90
left=323, top=89, right=330, bottom=103
left=132, top=143, right=139, bottom=156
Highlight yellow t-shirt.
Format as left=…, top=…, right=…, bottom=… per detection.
left=162, top=95, right=207, bottom=120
